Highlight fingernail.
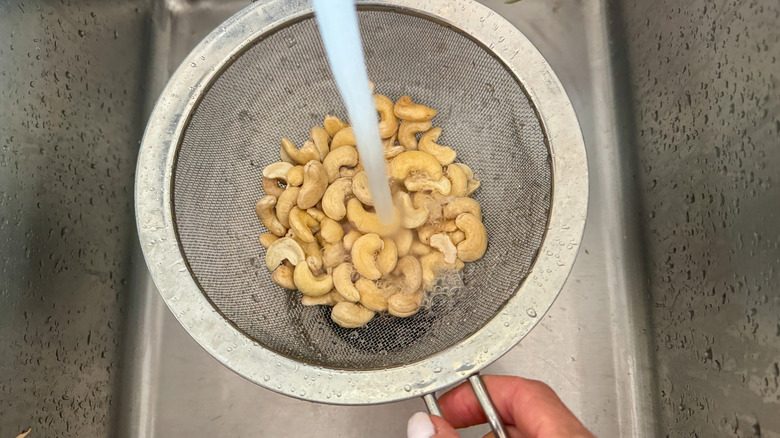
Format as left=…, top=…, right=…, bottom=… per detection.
left=407, top=412, right=436, bottom=438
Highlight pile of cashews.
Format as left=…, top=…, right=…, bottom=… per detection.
left=255, top=93, right=487, bottom=328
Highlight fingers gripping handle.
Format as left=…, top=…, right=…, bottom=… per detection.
left=421, top=374, right=508, bottom=438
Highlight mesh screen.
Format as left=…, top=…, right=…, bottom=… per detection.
left=172, top=10, right=551, bottom=369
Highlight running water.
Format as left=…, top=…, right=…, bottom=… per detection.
left=311, top=0, right=395, bottom=225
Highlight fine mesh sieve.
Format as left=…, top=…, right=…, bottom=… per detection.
left=136, top=0, right=587, bottom=408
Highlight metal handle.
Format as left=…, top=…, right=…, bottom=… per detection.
left=422, top=374, right=508, bottom=438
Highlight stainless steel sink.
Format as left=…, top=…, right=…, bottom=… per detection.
left=2, top=0, right=778, bottom=437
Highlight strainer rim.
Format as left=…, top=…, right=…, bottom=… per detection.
left=135, top=0, right=588, bottom=405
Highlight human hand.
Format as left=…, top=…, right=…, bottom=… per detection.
left=407, top=375, right=596, bottom=438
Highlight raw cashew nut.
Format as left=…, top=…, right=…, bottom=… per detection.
left=289, top=206, right=319, bottom=243
left=331, top=302, right=375, bottom=328
left=322, top=178, right=353, bottom=220
left=420, top=252, right=464, bottom=290
left=296, top=237, right=323, bottom=273
left=430, top=233, right=458, bottom=264
left=351, top=233, right=384, bottom=280
left=419, top=127, right=456, bottom=165
left=322, top=242, right=349, bottom=269
left=302, top=290, right=346, bottom=307
left=466, top=179, right=481, bottom=196
left=393, top=95, right=437, bottom=121
left=352, top=171, right=373, bottom=206
left=446, top=163, right=468, bottom=198
left=306, top=207, right=326, bottom=222
left=264, top=237, right=306, bottom=270
left=394, top=255, right=422, bottom=291
left=375, top=94, right=399, bottom=139
left=271, top=265, right=296, bottom=289
left=330, top=127, right=356, bottom=149
left=454, top=162, right=474, bottom=179
left=411, top=191, right=444, bottom=220
left=355, top=278, right=389, bottom=312
left=332, top=263, right=360, bottom=302
left=324, top=115, right=348, bottom=137
left=398, top=120, right=432, bottom=150
left=280, top=145, right=295, bottom=164
left=450, top=230, right=466, bottom=245
left=455, top=213, right=488, bottom=262
left=394, top=191, right=429, bottom=229
left=342, top=229, right=363, bottom=251
left=297, top=160, right=329, bottom=209
left=394, top=228, right=414, bottom=257
left=384, top=143, right=406, bottom=159
left=417, top=220, right=458, bottom=244
left=390, top=151, right=443, bottom=180
left=320, top=217, right=344, bottom=244
left=323, top=146, right=359, bottom=182
left=286, top=165, right=305, bottom=187
left=262, top=177, right=285, bottom=198
left=259, top=233, right=280, bottom=248
left=276, top=187, right=300, bottom=228
left=346, top=198, right=400, bottom=236
left=410, top=240, right=432, bottom=256
left=293, top=263, right=333, bottom=297
left=404, top=174, right=451, bottom=195
left=443, top=197, right=483, bottom=221
left=388, top=290, right=424, bottom=318
left=310, top=126, right=330, bottom=160
left=263, top=162, right=294, bottom=180
left=377, top=237, right=398, bottom=276
left=256, top=196, right=286, bottom=236
left=281, top=138, right=320, bottom=165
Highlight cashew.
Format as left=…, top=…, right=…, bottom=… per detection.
left=466, top=179, right=481, bottom=196
left=310, top=126, right=330, bottom=160
left=342, top=229, right=363, bottom=251
left=324, top=115, right=348, bottom=137
left=388, top=290, right=424, bottom=318
left=346, top=198, right=400, bottom=236
left=320, top=217, right=344, bottom=244
left=418, top=127, right=456, bottom=165
left=394, top=255, right=422, bottom=291
left=430, top=233, right=458, bottom=264
left=355, top=278, right=389, bottom=312
left=398, top=120, right=432, bottom=150
left=443, top=197, right=482, bottom=221
left=339, top=166, right=362, bottom=179
left=281, top=138, right=320, bottom=165
left=330, top=127, right=356, bottom=149
left=410, top=239, right=432, bottom=256
left=450, top=230, right=466, bottom=245
left=393, top=95, right=437, bottom=121
left=390, top=151, right=443, bottom=180
left=384, top=143, right=406, bottom=159
left=420, top=252, right=464, bottom=290
left=262, top=177, right=285, bottom=198
left=280, top=145, right=295, bottom=164
left=321, top=177, right=353, bottom=220
left=322, top=241, right=349, bottom=268
left=411, top=192, right=444, bottom=220
left=306, top=207, right=326, bottom=222
left=271, top=264, right=296, bottom=289
left=454, top=162, right=474, bottom=179
left=302, top=290, right=345, bottom=307
left=289, top=206, right=319, bottom=243
left=296, top=237, right=323, bottom=273
left=350, top=233, right=384, bottom=280
left=297, top=160, right=328, bottom=209
left=259, top=233, right=280, bottom=248
left=275, top=187, right=300, bottom=228
left=394, top=228, right=413, bottom=257
left=404, top=174, right=451, bottom=195
left=455, top=213, right=488, bottom=262
left=375, top=94, right=399, bottom=139
left=331, top=302, right=375, bottom=328
left=323, top=146, right=359, bottom=182
left=332, top=263, right=360, bottom=302
left=256, top=196, right=286, bottom=236
left=263, top=162, right=294, bottom=180
left=377, top=237, right=398, bottom=276
left=264, top=237, right=306, bottom=270
left=293, top=263, right=333, bottom=297
left=394, top=191, right=429, bottom=229
left=351, top=171, right=373, bottom=206
left=286, top=165, right=305, bottom=187
left=417, top=220, right=457, bottom=244
left=446, top=163, right=468, bottom=198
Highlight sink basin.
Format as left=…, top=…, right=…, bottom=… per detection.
left=2, top=0, right=778, bottom=436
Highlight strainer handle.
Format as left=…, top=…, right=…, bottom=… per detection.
left=422, top=374, right=508, bottom=438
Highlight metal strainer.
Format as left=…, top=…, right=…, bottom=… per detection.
left=136, top=0, right=587, bottom=432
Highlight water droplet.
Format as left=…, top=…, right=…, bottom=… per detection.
left=263, top=375, right=270, bottom=381
left=403, top=384, right=412, bottom=392
left=189, top=61, right=197, bottom=68
left=526, top=308, right=537, bottom=317
left=433, top=367, right=442, bottom=373
left=503, top=321, right=510, bottom=327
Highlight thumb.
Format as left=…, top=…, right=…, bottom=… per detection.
left=407, top=412, right=461, bottom=438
